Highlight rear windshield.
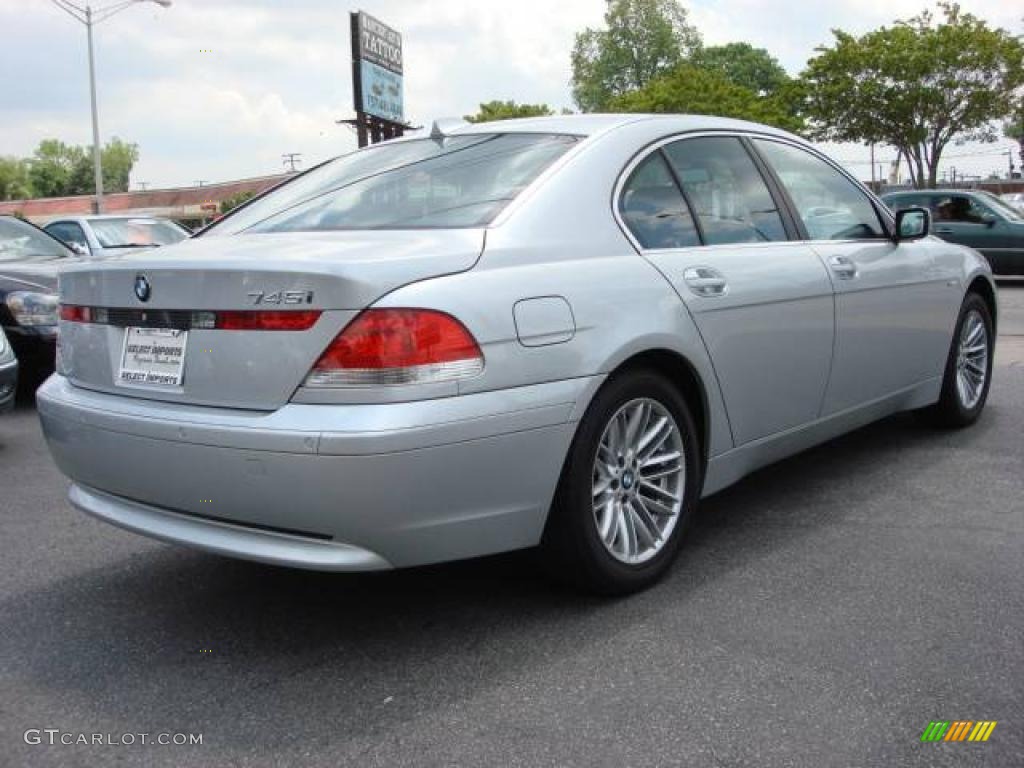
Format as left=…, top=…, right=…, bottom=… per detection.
left=204, top=133, right=579, bottom=235
left=90, top=218, right=189, bottom=248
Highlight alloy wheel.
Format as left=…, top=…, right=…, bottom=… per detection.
left=591, top=398, right=686, bottom=565
left=955, top=309, right=988, bottom=410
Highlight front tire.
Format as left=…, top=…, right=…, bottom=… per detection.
left=920, top=292, right=994, bottom=428
left=542, top=369, right=701, bottom=595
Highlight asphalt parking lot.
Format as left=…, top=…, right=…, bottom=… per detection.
left=1, top=283, right=1022, bottom=768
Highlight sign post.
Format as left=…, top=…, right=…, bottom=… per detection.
left=349, top=11, right=406, bottom=147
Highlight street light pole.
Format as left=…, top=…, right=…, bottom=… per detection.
left=85, top=5, right=104, bottom=213
left=50, top=0, right=172, bottom=213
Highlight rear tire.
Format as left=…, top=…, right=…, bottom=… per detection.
left=541, top=369, right=701, bottom=595
left=919, top=292, right=993, bottom=428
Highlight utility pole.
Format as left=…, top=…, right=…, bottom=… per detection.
left=136, top=181, right=148, bottom=191
left=282, top=153, right=302, bottom=173
left=49, top=1, right=172, bottom=213
left=870, top=143, right=876, bottom=187
left=194, top=180, right=207, bottom=188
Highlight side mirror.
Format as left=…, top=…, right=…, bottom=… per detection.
left=67, top=241, right=90, bottom=257
left=982, top=214, right=997, bottom=228
left=893, top=207, right=929, bottom=243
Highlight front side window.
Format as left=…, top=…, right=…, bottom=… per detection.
left=208, top=134, right=578, bottom=235
left=662, top=137, right=787, bottom=245
left=755, top=140, right=886, bottom=241
left=931, top=194, right=1002, bottom=225
left=618, top=152, right=699, bottom=249
left=46, top=221, right=88, bottom=249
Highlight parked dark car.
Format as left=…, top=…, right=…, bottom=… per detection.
left=0, top=216, right=72, bottom=374
left=0, top=327, right=16, bottom=412
left=882, top=189, right=1024, bottom=275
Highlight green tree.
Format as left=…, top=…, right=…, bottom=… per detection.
left=464, top=100, right=554, bottom=123
left=571, top=0, right=702, bottom=112
left=27, top=139, right=82, bottom=198
left=220, top=190, right=256, bottom=214
left=610, top=64, right=804, bottom=132
left=24, top=137, right=138, bottom=197
left=100, top=137, right=140, bottom=194
left=801, top=2, right=1024, bottom=188
left=1005, top=96, right=1024, bottom=173
left=695, top=43, right=789, bottom=96
left=0, top=157, right=33, bottom=201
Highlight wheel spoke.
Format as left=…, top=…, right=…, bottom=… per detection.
left=616, top=503, right=632, bottom=557
left=598, top=498, right=616, bottom=543
left=636, top=415, right=668, bottom=456
left=627, top=500, right=660, bottom=548
left=593, top=475, right=614, bottom=498
left=641, top=450, right=681, bottom=469
left=639, top=479, right=679, bottom=504
left=637, top=491, right=676, bottom=518
left=639, top=461, right=681, bottom=481
left=624, top=402, right=648, bottom=452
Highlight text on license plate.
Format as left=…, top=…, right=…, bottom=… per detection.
left=118, top=327, right=188, bottom=387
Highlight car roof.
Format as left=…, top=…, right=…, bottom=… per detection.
left=446, top=113, right=802, bottom=142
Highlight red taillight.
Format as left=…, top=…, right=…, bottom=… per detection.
left=59, top=305, right=89, bottom=323
left=305, top=309, right=484, bottom=387
left=215, top=310, right=320, bottom=331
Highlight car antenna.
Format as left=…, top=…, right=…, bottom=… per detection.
left=430, top=118, right=468, bottom=141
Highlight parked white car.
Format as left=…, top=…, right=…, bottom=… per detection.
left=43, top=215, right=189, bottom=259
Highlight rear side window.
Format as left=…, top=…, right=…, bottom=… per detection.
left=618, top=152, right=699, bottom=249
left=755, top=140, right=886, bottom=240
left=662, top=137, right=786, bottom=244
left=227, top=134, right=578, bottom=233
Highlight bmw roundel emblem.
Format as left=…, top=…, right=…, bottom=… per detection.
left=134, top=274, right=151, bottom=302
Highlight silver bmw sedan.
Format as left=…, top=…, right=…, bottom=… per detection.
left=38, top=115, right=996, bottom=594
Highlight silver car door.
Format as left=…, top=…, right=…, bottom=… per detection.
left=619, top=135, right=835, bottom=446
left=753, top=138, right=951, bottom=414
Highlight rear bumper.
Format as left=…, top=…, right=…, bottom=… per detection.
left=37, top=374, right=594, bottom=570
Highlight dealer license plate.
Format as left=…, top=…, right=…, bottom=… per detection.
left=117, top=327, right=188, bottom=387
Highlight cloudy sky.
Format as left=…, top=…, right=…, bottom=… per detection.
left=2, top=0, right=1020, bottom=189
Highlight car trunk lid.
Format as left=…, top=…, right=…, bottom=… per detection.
left=57, top=230, right=484, bottom=410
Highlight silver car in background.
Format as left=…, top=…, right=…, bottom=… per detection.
left=44, top=215, right=189, bottom=259
left=38, top=115, right=996, bottom=594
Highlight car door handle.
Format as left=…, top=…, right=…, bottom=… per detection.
left=934, top=227, right=954, bottom=234
left=683, top=267, right=728, bottom=297
left=828, top=255, right=858, bottom=280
